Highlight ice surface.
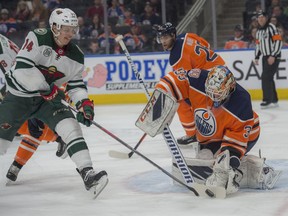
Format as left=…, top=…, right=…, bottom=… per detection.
left=1, top=101, right=288, bottom=216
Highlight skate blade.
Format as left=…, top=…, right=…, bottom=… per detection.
left=5, top=179, right=15, bottom=186
left=89, top=175, right=109, bottom=199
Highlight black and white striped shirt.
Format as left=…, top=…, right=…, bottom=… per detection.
left=255, top=23, right=282, bottom=59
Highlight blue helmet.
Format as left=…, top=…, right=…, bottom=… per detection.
left=155, top=22, right=176, bottom=37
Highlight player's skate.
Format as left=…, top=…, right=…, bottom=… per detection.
left=260, top=166, right=282, bottom=189
left=55, top=136, right=68, bottom=159
left=177, top=135, right=197, bottom=145
left=79, top=167, right=108, bottom=199
left=6, top=161, right=22, bottom=184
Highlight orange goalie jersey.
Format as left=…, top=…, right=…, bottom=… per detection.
left=156, top=69, right=260, bottom=158
left=169, top=33, right=226, bottom=137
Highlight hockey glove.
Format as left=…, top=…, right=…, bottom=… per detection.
left=75, top=99, right=94, bottom=127
left=28, top=118, right=45, bottom=139
left=40, top=84, right=65, bottom=108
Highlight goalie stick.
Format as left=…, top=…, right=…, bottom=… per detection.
left=61, top=100, right=225, bottom=198
left=109, top=133, right=147, bottom=159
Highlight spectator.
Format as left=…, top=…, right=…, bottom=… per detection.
left=224, top=24, right=249, bottom=49
left=46, top=0, right=65, bottom=14
left=149, top=0, right=161, bottom=15
left=277, top=26, right=288, bottom=47
left=122, top=7, right=136, bottom=26
left=89, top=14, right=104, bottom=39
left=86, top=40, right=101, bottom=54
left=0, top=9, right=17, bottom=36
left=166, top=0, right=178, bottom=24
left=249, top=15, right=259, bottom=32
left=30, top=0, right=49, bottom=23
left=123, top=23, right=146, bottom=52
left=38, top=20, right=47, bottom=28
left=126, top=0, right=145, bottom=22
left=140, top=1, right=161, bottom=26
left=248, top=27, right=258, bottom=48
left=98, top=25, right=120, bottom=54
left=85, top=0, right=104, bottom=21
left=269, top=15, right=283, bottom=28
left=74, top=16, right=91, bottom=40
left=14, top=0, right=31, bottom=23
left=270, top=5, right=288, bottom=30
left=108, top=0, right=123, bottom=18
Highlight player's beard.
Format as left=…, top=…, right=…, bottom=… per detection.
left=163, top=38, right=175, bottom=51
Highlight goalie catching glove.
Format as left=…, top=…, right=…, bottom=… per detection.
left=76, top=99, right=94, bottom=127
left=40, top=84, right=65, bottom=108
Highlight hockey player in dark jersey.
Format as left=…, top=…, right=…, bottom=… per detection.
left=154, top=22, right=226, bottom=146
left=0, top=8, right=108, bottom=198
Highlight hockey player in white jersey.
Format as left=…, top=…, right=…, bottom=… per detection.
left=0, top=8, right=108, bottom=198
left=0, top=33, right=19, bottom=101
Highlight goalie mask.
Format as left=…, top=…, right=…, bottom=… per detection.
left=49, top=8, right=79, bottom=37
left=205, top=66, right=236, bottom=108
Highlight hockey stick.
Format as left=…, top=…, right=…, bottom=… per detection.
left=109, top=133, right=147, bottom=159
left=61, top=100, right=197, bottom=196
left=115, top=35, right=226, bottom=198
left=61, top=100, right=225, bottom=198
left=115, top=35, right=196, bottom=185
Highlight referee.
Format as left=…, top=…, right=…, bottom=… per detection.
left=254, top=10, right=282, bottom=109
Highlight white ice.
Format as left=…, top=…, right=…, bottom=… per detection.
left=1, top=101, right=288, bottom=216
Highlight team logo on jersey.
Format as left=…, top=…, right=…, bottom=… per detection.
left=0, top=123, right=12, bottom=130
left=34, top=28, right=47, bottom=35
left=195, top=108, right=216, bottom=137
left=43, top=48, right=52, bottom=57
left=39, top=66, right=65, bottom=83
left=188, top=69, right=201, bottom=78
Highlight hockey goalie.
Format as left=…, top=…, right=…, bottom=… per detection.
left=135, top=66, right=281, bottom=196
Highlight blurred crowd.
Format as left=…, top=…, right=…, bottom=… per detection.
left=224, top=0, right=288, bottom=50
left=2, top=0, right=288, bottom=54
left=0, top=0, right=191, bottom=54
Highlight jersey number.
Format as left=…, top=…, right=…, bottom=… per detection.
left=22, top=39, right=34, bottom=52
left=195, top=42, right=217, bottom=62
left=8, top=40, right=19, bottom=54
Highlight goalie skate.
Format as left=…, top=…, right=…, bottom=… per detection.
left=79, top=167, right=108, bottom=199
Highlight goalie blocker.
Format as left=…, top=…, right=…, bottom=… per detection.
left=135, top=89, right=179, bottom=137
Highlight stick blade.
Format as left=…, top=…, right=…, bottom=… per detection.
left=109, top=150, right=130, bottom=159
left=192, top=183, right=226, bottom=199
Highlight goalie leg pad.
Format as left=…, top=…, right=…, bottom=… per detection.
left=172, top=155, right=214, bottom=185
left=238, top=155, right=282, bottom=189
left=205, top=150, right=241, bottom=195
left=135, top=89, right=179, bottom=137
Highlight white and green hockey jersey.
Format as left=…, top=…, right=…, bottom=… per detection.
left=0, top=34, right=19, bottom=73
left=6, top=28, right=88, bottom=103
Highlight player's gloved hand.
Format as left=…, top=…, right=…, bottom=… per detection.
left=205, top=150, right=243, bottom=195
left=40, top=84, right=65, bottom=108
left=28, top=118, right=45, bottom=139
left=75, top=99, right=94, bottom=127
